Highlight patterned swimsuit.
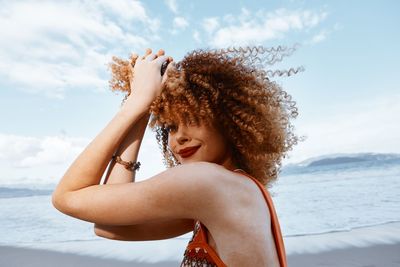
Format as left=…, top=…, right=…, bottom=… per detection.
left=180, top=169, right=287, bottom=267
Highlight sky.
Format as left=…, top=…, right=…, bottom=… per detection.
left=0, top=0, right=399, bottom=184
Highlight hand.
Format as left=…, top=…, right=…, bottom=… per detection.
left=127, top=48, right=174, bottom=107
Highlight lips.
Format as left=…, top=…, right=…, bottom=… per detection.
left=178, top=145, right=201, bottom=158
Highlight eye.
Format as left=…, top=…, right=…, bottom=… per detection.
left=165, top=124, right=178, bottom=133
left=188, top=120, right=198, bottom=127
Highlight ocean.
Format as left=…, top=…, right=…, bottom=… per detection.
left=1, top=154, right=399, bottom=263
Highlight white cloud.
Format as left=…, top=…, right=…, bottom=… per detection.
left=170, top=16, right=189, bottom=35
left=0, top=129, right=166, bottom=186
left=200, top=8, right=328, bottom=47
left=173, top=17, right=189, bottom=29
left=202, top=17, right=220, bottom=34
left=0, top=0, right=159, bottom=99
left=193, top=30, right=201, bottom=43
left=284, top=94, right=400, bottom=164
left=310, top=30, right=328, bottom=44
left=165, top=0, right=178, bottom=14
left=0, top=133, right=89, bottom=168
left=96, top=0, right=149, bottom=22
left=308, top=22, right=341, bottom=45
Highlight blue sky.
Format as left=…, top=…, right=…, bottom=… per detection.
left=0, top=0, right=399, bottom=184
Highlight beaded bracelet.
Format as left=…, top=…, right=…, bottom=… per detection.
left=112, top=155, right=141, bottom=171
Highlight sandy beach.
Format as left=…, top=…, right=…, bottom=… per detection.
left=2, top=242, right=400, bottom=267
left=287, top=243, right=400, bottom=267
left=0, top=245, right=180, bottom=267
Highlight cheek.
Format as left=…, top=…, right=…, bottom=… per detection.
left=204, top=133, right=227, bottom=154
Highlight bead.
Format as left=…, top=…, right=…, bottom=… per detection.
left=180, top=221, right=218, bottom=267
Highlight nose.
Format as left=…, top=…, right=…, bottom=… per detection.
left=177, top=137, right=190, bottom=146
left=172, top=125, right=191, bottom=145
left=176, top=131, right=190, bottom=145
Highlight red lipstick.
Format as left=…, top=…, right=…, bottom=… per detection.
left=178, top=145, right=201, bottom=158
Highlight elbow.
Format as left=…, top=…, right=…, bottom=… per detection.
left=51, top=190, right=74, bottom=215
left=51, top=190, right=63, bottom=211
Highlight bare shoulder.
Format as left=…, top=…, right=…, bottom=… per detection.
left=158, top=161, right=254, bottom=223
left=168, top=161, right=234, bottom=215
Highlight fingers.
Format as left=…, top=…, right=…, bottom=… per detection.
left=161, top=60, right=176, bottom=84
left=145, top=54, right=158, bottom=61
left=137, top=48, right=151, bottom=61
left=135, top=48, right=174, bottom=77
left=142, top=48, right=155, bottom=60
left=130, top=53, right=139, bottom=68
left=152, top=55, right=168, bottom=71
left=145, top=48, right=152, bottom=56
left=154, top=53, right=173, bottom=64
left=157, top=49, right=165, bottom=56
left=140, top=48, right=170, bottom=62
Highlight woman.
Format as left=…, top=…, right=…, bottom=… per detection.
left=52, top=46, right=299, bottom=267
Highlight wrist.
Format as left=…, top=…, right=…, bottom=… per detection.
left=121, top=96, right=150, bottom=119
left=112, top=155, right=141, bottom=172
left=127, top=92, right=154, bottom=106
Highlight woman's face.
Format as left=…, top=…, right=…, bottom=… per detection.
left=167, top=120, right=237, bottom=170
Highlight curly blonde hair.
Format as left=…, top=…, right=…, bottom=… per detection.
left=109, top=46, right=301, bottom=187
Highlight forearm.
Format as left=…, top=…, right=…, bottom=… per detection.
left=53, top=97, right=149, bottom=197
left=103, top=112, right=150, bottom=184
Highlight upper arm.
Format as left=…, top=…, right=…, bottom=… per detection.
left=94, top=218, right=195, bottom=241
left=53, top=161, right=224, bottom=226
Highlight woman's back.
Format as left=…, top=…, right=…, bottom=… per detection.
left=181, top=168, right=285, bottom=267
